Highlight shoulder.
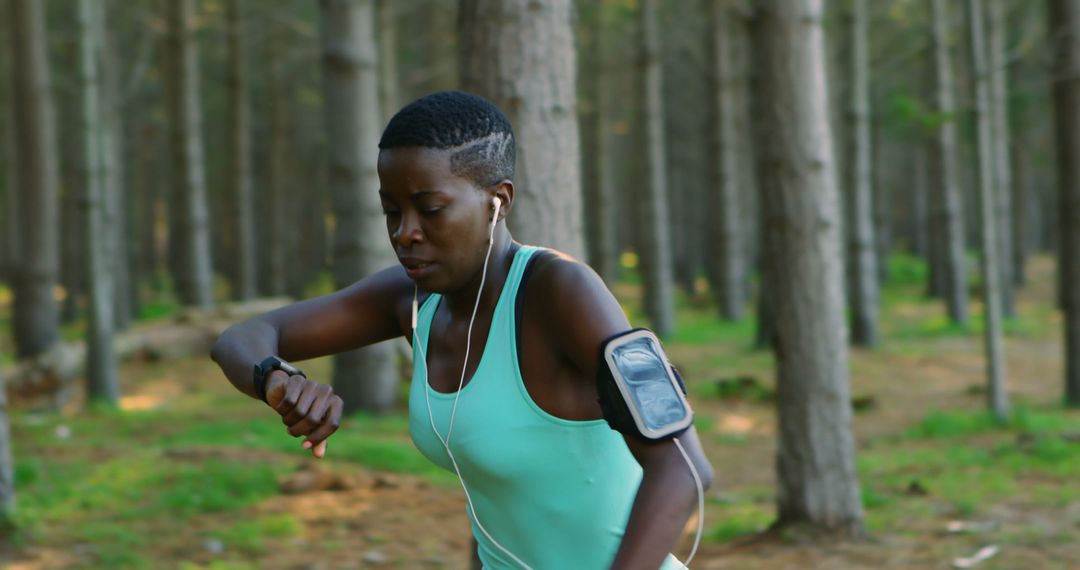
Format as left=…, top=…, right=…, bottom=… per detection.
left=523, top=249, right=630, bottom=371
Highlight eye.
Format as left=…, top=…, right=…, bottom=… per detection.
left=420, top=207, right=443, bottom=216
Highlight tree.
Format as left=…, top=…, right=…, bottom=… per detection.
left=752, top=0, right=864, bottom=533
left=635, top=0, right=677, bottom=336
left=708, top=0, right=747, bottom=321
left=928, top=0, right=969, bottom=327
left=989, top=0, right=1016, bottom=317
left=662, top=0, right=709, bottom=298
left=580, top=1, right=618, bottom=285
left=0, top=366, right=12, bottom=531
left=846, top=0, right=879, bottom=346
left=1049, top=0, right=1080, bottom=405
left=321, top=0, right=398, bottom=413
left=80, top=0, right=120, bottom=405
left=459, top=0, right=585, bottom=261
left=225, top=0, right=257, bottom=301
left=966, top=0, right=1008, bottom=422
left=166, top=0, right=214, bottom=309
left=8, top=0, right=61, bottom=358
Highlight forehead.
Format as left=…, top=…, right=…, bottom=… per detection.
left=377, top=146, right=455, bottom=186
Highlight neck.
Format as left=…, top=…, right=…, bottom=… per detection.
left=442, top=228, right=516, bottom=320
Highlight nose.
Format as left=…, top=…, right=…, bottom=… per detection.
left=392, top=210, right=424, bottom=248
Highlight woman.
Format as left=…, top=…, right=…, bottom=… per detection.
left=211, top=91, right=713, bottom=570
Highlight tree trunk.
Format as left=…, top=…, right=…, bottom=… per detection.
left=0, top=366, right=13, bottom=530
left=1011, top=142, right=1027, bottom=286
left=581, top=2, right=618, bottom=285
left=663, top=0, right=708, bottom=299
left=377, top=0, right=401, bottom=122
left=966, top=0, right=1008, bottom=422
left=166, top=0, right=214, bottom=309
left=226, top=0, right=257, bottom=301
left=751, top=0, right=864, bottom=533
left=912, top=147, right=929, bottom=257
left=636, top=0, right=677, bottom=336
left=264, top=31, right=289, bottom=297
left=1049, top=0, right=1080, bottom=406
left=846, top=0, right=879, bottom=347
left=321, top=0, right=398, bottom=414
left=708, top=0, right=746, bottom=321
left=873, top=121, right=890, bottom=284
left=102, top=9, right=130, bottom=332
left=8, top=0, right=61, bottom=358
left=988, top=0, right=1016, bottom=317
left=79, top=0, right=119, bottom=406
left=459, top=0, right=585, bottom=261
left=929, top=0, right=969, bottom=326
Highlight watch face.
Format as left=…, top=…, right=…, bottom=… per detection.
left=279, top=361, right=300, bottom=375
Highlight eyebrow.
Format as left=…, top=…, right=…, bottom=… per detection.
left=378, top=190, right=444, bottom=200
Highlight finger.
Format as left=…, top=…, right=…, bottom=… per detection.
left=313, top=440, right=327, bottom=459
left=275, top=375, right=306, bottom=417
left=304, top=397, right=343, bottom=448
left=286, top=385, right=331, bottom=436
left=283, top=383, right=320, bottom=428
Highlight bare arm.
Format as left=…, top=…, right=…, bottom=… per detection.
left=210, top=264, right=413, bottom=397
left=533, top=256, right=714, bottom=569
left=210, top=265, right=415, bottom=456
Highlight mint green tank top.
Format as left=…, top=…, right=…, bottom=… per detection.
left=408, top=246, right=684, bottom=570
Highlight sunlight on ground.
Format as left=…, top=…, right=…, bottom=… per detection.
left=718, top=413, right=756, bottom=434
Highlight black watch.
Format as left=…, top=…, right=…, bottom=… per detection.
left=253, top=356, right=306, bottom=403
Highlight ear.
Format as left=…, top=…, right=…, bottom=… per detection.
left=491, top=180, right=514, bottom=222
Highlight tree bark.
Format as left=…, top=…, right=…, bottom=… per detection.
left=459, top=0, right=585, bottom=261
left=636, top=0, right=677, bottom=336
left=377, top=0, right=401, bottom=122
left=581, top=1, right=618, bottom=285
left=912, top=147, right=929, bottom=257
left=8, top=0, right=61, bottom=358
left=79, top=0, right=120, bottom=406
left=264, top=30, right=289, bottom=298
left=166, top=0, right=214, bottom=309
left=1049, top=0, right=1080, bottom=406
left=0, top=366, right=13, bottom=529
left=929, top=0, right=969, bottom=326
left=751, top=0, right=864, bottom=533
left=321, top=0, right=399, bottom=414
left=846, top=0, right=879, bottom=346
left=663, top=0, right=708, bottom=299
left=966, top=0, right=1009, bottom=422
left=708, top=0, right=747, bottom=321
left=225, top=0, right=257, bottom=301
left=1010, top=142, right=1027, bottom=286
left=988, top=0, right=1016, bottom=317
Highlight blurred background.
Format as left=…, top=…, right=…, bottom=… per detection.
left=2, top=0, right=1079, bottom=568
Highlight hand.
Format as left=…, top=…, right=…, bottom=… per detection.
left=265, top=371, right=343, bottom=459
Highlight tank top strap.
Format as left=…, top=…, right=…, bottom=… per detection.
left=414, top=245, right=540, bottom=357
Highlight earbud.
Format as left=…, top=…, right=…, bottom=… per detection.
left=491, top=197, right=502, bottom=224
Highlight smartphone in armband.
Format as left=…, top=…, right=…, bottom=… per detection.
left=598, top=328, right=693, bottom=441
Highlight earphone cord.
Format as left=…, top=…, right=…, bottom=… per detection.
left=412, top=204, right=701, bottom=569
left=415, top=205, right=535, bottom=570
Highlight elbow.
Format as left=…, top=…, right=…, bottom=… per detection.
left=698, top=460, right=715, bottom=491
left=210, top=328, right=228, bottom=363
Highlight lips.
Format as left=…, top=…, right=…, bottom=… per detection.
left=399, top=257, right=436, bottom=279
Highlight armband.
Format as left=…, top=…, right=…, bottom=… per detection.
left=596, top=328, right=693, bottom=441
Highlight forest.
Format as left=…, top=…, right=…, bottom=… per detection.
left=1, top=0, right=1079, bottom=568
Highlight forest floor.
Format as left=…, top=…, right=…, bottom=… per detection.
left=2, top=254, right=1079, bottom=570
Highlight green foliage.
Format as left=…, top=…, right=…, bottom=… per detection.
left=705, top=505, right=772, bottom=542
left=209, top=514, right=301, bottom=555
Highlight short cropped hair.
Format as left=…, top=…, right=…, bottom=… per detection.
left=378, top=91, right=516, bottom=187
